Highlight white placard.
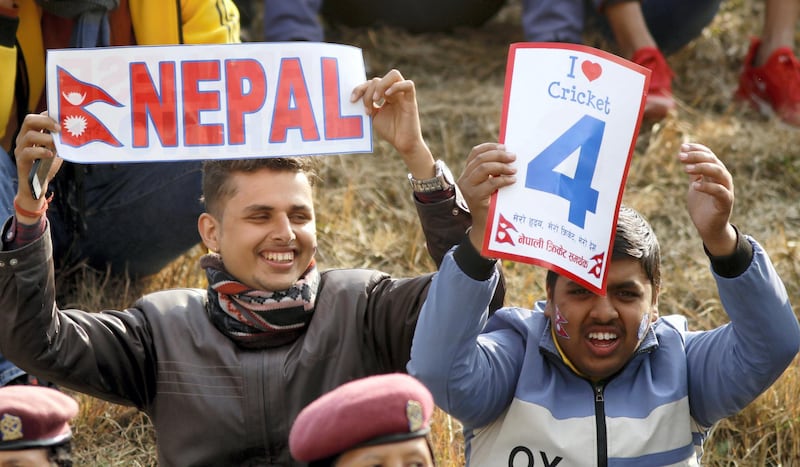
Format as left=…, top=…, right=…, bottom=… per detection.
left=484, top=43, right=649, bottom=294
left=46, top=42, right=372, bottom=162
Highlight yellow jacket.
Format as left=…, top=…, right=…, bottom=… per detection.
left=1, top=0, right=240, bottom=144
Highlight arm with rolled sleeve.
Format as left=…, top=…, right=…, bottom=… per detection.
left=408, top=236, right=525, bottom=428
left=686, top=234, right=800, bottom=427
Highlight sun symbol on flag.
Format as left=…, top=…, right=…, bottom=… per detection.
left=63, top=115, right=88, bottom=137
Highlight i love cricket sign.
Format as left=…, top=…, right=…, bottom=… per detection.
left=484, top=42, right=650, bottom=295
left=46, top=42, right=371, bottom=162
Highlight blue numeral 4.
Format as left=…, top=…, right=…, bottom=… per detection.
left=525, top=115, right=604, bottom=228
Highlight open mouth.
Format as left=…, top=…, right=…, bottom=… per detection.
left=586, top=332, right=619, bottom=353
left=264, top=251, right=294, bottom=263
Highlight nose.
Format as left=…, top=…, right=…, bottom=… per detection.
left=270, top=214, right=296, bottom=243
left=590, top=295, right=618, bottom=322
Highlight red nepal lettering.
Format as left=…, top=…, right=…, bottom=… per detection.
left=225, top=58, right=267, bottom=145
left=131, top=62, right=178, bottom=147
left=128, top=57, right=359, bottom=149
left=270, top=57, right=320, bottom=143
left=322, top=57, right=363, bottom=140
left=546, top=240, right=568, bottom=258
left=183, top=60, right=224, bottom=146
left=517, top=234, right=544, bottom=248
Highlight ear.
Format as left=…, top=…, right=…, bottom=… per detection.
left=198, top=212, right=220, bottom=253
left=650, top=284, right=660, bottom=321
left=543, top=286, right=555, bottom=318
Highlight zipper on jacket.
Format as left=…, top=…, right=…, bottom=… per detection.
left=594, top=382, right=608, bottom=467
left=175, top=0, right=184, bottom=44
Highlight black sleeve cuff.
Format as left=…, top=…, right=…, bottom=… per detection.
left=704, top=225, right=753, bottom=278
left=0, top=13, right=19, bottom=48
left=453, top=232, right=497, bottom=281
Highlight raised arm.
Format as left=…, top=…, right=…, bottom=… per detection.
left=351, top=69, right=434, bottom=179
left=677, top=143, right=800, bottom=426
left=351, top=71, right=509, bottom=309
left=679, top=143, right=736, bottom=256
left=408, top=143, right=524, bottom=427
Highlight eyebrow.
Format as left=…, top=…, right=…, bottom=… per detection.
left=241, top=204, right=312, bottom=214
left=607, top=280, right=645, bottom=290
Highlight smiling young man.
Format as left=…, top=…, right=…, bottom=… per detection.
left=0, top=70, right=503, bottom=466
left=408, top=142, right=800, bottom=466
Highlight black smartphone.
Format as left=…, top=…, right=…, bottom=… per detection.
left=28, top=158, right=54, bottom=200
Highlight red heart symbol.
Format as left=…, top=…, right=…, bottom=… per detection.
left=581, top=61, right=602, bottom=82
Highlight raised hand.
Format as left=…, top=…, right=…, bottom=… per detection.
left=351, top=69, right=433, bottom=178
left=458, top=143, right=517, bottom=252
left=678, top=142, right=736, bottom=256
left=13, top=112, right=62, bottom=222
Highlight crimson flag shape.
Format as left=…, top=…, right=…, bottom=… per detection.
left=588, top=252, right=605, bottom=278
left=494, top=213, right=518, bottom=246
left=57, top=67, right=123, bottom=147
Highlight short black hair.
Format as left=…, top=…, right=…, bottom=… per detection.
left=201, top=157, right=319, bottom=217
left=546, top=205, right=661, bottom=295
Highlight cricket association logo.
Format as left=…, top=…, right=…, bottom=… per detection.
left=57, top=67, right=123, bottom=148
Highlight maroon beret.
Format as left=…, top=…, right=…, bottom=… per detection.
left=289, top=373, right=434, bottom=462
left=0, top=386, right=78, bottom=451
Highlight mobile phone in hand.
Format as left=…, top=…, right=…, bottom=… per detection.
left=28, top=158, right=53, bottom=200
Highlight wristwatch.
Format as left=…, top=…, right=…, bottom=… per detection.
left=408, top=160, right=455, bottom=193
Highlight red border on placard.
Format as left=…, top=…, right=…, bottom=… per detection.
left=485, top=42, right=650, bottom=295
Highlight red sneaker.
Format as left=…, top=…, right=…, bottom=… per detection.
left=631, top=47, right=675, bottom=121
left=735, top=37, right=800, bottom=127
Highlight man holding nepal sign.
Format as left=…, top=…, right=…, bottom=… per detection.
left=1, top=43, right=506, bottom=465
left=408, top=43, right=800, bottom=466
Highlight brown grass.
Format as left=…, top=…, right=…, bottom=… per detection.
left=60, top=0, right=800, bottom=464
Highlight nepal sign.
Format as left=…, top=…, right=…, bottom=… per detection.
left=46, top=42, right=371, bottom=163
left=484, top=42, right=650, bottom=295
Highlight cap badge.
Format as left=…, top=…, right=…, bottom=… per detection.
left=0, top=413, right=23, bottom=441
left=406, top=400, right=424, bottom=432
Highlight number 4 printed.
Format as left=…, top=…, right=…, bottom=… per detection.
left=525, top=114, right=604, bottom=228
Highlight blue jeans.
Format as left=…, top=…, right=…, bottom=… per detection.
left=264, top=0, right=722, bottom=57
left=263, top=0, right=324, bottom=41
left=1, top=147, right=204, bottom=277
left=0, top=353, right=26, bottom=386
left=46, top=161, right=205, bottom=277
left=522, top=0, right=722, bottom=56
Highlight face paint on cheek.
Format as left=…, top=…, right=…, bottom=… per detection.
left=637, top=312, right=651, bottom=341
left=554, top=305, right=570, bottom=339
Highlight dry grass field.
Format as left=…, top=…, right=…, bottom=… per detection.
left=57, top=0, right=800, bottom=464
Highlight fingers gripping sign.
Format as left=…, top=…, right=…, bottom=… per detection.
left=458, top=143, right=517, bottom=251
left=351, top=69, right=434, bottom=178
left=13, top=113, right=64, bottom=222
left=351, top=70, right=425, bottom=157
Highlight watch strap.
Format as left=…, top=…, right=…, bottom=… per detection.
left=408, top=160, right=453, bottom=193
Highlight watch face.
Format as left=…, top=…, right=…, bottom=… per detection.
left=439, top=161, right=455, bottom=186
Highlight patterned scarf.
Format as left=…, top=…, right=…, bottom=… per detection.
left=201, top=254, right=320, bottom=349
left=36, top=0, right=120, bottom=47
